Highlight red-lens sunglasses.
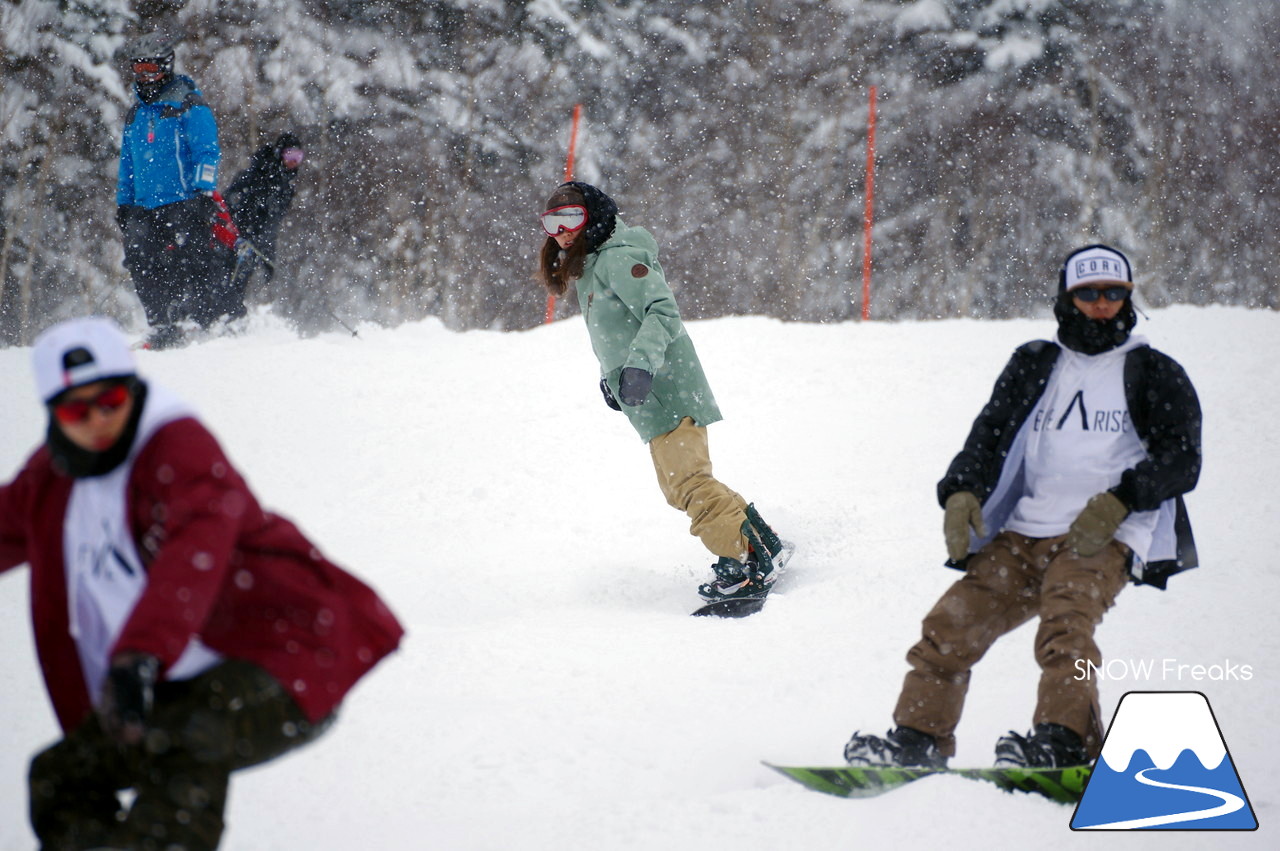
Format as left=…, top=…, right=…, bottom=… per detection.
left=540, top=205, right=587, bottom=237
left=53, top=383, right=132, bottom=425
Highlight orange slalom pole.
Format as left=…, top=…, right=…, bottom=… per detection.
left=546, top=104, right=583, bottom=324
left=861, top=86, right=877, bottom=321
left=563, top=103, right=581, bottom=182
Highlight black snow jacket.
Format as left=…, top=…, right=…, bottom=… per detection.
left=937, top=340, right=1202, bottom=589
left=224, top=138, right=299, bottom=270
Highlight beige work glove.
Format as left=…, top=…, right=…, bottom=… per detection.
left=944, top=491, right=987, bottom=562
left=1065, top=492, right=1129, bottom=557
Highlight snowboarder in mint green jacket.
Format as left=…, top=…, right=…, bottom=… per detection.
left=536, top=181, right=784, bottom=604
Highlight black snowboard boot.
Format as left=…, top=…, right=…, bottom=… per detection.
left=994, top=722, right=1089, bottom=768
left=145, top=323, right=184, bottom=350
left=844, top=726, right=947, bottom=769
left=697, top=555, right=758, bottom=602
left=697, top=504, right=784, bottom=602
left=742, top=503, right=784, bottom=584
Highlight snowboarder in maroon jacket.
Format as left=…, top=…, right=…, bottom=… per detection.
left=0, top=316, right=404, bottom=851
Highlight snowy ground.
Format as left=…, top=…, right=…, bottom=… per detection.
left=0, top=305, right=1275, bottom=849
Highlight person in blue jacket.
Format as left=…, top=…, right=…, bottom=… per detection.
left=115, top=32, right=222, bottom=349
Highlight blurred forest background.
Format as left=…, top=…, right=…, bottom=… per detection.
left=1, top=0, right=1277, bottom=344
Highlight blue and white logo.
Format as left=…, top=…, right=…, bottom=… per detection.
left=1072, top=691, right=1257, bottom=830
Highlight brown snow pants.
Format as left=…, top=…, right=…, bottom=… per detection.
left=649, top=417, right=750, bottom=560
left=29, top=659, right=331, bottom=851
left=893, top=530, right=1130, bottom=758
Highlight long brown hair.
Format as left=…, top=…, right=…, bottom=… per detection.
left=535, top=185, right=588, bottom=296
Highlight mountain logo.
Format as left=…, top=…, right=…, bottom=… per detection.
left=1071, top=691, right=1257, bottom=830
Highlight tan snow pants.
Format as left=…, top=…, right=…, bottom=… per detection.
left=649, top=417, right=749, bottom=560
left=893, top=530, right=1130, bottom=758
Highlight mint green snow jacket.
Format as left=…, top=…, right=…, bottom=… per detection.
left=575, top=221, right=722, bottom=442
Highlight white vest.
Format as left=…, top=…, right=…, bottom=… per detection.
left=1004, top=335, right=1160, bottom=559
left=63, top=383, right=223, bottom=702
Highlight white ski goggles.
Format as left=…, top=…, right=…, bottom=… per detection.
left=539, top=205, right=587, bottom=236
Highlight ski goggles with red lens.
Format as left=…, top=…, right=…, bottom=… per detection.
left=281, top=147, right=305, bottom=168
left=52, top=383, right=131, bottom=425
left=132, top=60, right=167, bottom=81
left=539, top=205, right=588, bottom=236
left=1071, top=285, right=1131, bottom=303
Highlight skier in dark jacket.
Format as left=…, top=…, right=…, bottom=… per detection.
left=844, top=244, right=1201, bottom=771
left=115, top=32, right=222, bottom=349
left=222, top=133, right=304, bottom=309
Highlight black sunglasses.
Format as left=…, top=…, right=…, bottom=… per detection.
left=1073, top=285, right=1130, bottom=303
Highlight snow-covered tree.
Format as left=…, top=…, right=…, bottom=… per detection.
left=0, top=0, right=1275, bottom=343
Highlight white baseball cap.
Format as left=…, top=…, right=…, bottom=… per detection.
left=32, top=317, right=137, bottom=403
left=1060, top=244, right=1133, bottom=292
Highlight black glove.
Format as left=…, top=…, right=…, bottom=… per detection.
left=618, top=367, right=653, bottom=407
left=193, top=191, right=218, bottom=222
left=599, top=377, right=621, bottom=411
left=97, top=654, right=160, bottom=745
left=115, top=204, right=139, bottom=231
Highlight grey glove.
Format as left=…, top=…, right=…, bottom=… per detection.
left=1065, top=492, right=1129, bottom=557
left=97, top=653, right=160, bottom=746
left=618, top=367, right=653, bottom=407
left=944, top=491, right=987, bottom=562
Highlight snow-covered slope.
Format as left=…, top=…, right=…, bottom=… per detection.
left=1, top=306, right=1274, bottom=849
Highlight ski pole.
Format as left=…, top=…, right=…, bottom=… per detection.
left=327, top=307, right=359, bottom=338
left=237, top=238, right=276, bottom=270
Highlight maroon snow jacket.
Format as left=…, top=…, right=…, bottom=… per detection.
left=0, top=416, right=403, bottom=732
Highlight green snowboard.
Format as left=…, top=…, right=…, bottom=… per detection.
left=765, top=762, right=1092, bottom=805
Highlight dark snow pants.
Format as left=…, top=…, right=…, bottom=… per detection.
left=893, top=530, right=1130, bottom=759
left=121, top=198, right=227, bottom=328
left=29, top=659, right=331, bottom=851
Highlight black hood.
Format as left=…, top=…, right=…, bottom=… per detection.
left=1054, top=292, right=1138, bottom=355
left=274, top=132, right=303, bottom=156
left=562, top=181, right=617, bottom=253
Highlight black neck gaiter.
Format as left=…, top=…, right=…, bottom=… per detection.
left=47, top=381, right=149, bottom=479
left=136, top=75, right=175, bottom=104
left=1054, top=293, right=1137, bottom=355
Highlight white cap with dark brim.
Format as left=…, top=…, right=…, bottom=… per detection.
left=32, top=317, right=136, bottom=403
left=1062, top=244, right=1133, bottom=292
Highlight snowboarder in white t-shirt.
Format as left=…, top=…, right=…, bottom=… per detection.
left=844, top=244, right=1202, bottom=770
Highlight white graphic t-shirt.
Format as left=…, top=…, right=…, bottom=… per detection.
left=62, top=383, right=223, bottom=702
left=1004, top=335, right=1160, bottom=560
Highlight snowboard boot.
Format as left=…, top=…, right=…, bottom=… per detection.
left=994, top=722, right=1088, bottom=768
left=145, top=323, right=184, bottom=350
left=696, top=504, right=783, bottom=602
left=844, top=726, right=948, bottom=769
left=741, top=503, right=784, bottom=585
left=697, top=555, right=759, bottom=602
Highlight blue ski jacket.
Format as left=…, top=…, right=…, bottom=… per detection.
left=117, top=76, right=220, bottom=209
